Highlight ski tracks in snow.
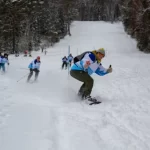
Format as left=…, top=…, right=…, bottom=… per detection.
left=0, top=79, right=15, bottom=129
left=93, top=59, right=150, bottom=150
left=37, top=105, right=150, bottom=150
left=1, top=22, right=150, bottom=150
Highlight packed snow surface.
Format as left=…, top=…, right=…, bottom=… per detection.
left=0, top=21, right=150, bottom=150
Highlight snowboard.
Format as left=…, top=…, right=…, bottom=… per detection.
left=77, top=95, right=102, bottom=105
left=88, top=96, right=101, bottom=105
left=88, top=99, right=101, bottom=105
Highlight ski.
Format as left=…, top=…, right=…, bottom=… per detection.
left=89, top=101, right=101, bottom=105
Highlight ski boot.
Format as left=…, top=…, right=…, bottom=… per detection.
left=84, top=95, right=101, bottom=105
left=84, top=95, right=96, bottom=102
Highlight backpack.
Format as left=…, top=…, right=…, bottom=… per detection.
left=73, top=51, right=91, bottom=63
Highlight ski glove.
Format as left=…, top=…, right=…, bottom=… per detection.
left=107, top=67, right=112, bottom=73
left=84, top=61, right=90, bottom=69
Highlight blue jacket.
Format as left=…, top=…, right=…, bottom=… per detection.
left=68, top=55, right=73, bottom=61
left=0, top=56, right=9, bottom=64
left=28, top=59, right=41, bottom=70
left=62, top=57, right=68, bottom=62
left=71, top=52, right=108, bottom=76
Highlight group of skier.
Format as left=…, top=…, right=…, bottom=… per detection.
left=0, top=51, right=41, bottom=82
left=62, top=54, right=74, bottom=69
left=0, top=48, right=113, bottom=103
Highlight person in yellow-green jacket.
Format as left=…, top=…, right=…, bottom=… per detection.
left=70, top=48, right=112, bottom=101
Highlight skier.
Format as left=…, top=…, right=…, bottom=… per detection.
left=70, top=48, right=112, bottom=101
left=41, top=45, right=44, bottom=53
left=62, top=56, right=68, bottom=69
left=15, top=51, right=19, bottom=57
left=44, top=50, right=47, bottom=55
left=29, top=51, right=32, bottom=57
left=27, top=56, right=41, bottom=82
left=0, top=53, right=9, bottom=73
left=67, top=54, right=73, bottom=66
left=24, top=50, right=28, bottom=57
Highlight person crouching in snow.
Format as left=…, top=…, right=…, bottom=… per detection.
left=0, top=53, right=9, bottom=73
left=62, top=56, right=68, bottom=69
left=70, top=48, right=112, bottom=101
left=27, top=56, right=41, bottom=82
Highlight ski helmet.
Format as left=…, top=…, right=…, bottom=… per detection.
left=96, top=48, right=105, bottom=56
left=37, top=56, right=40, bottom=59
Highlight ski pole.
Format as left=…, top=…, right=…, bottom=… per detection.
left=17, top=73, right=29, bottom=82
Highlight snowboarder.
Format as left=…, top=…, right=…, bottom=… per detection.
left=0, top=53, right=9, bottom=73
left=27, top=56, right=41, bottom=82
left=62, top=56, right=68, bottom=69
left=70, top=48, right=112, bottom=101
left=67, top=54, right=73, bottom=66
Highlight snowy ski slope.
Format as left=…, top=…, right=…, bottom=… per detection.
left=0, top=21, right=150, bottom=150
